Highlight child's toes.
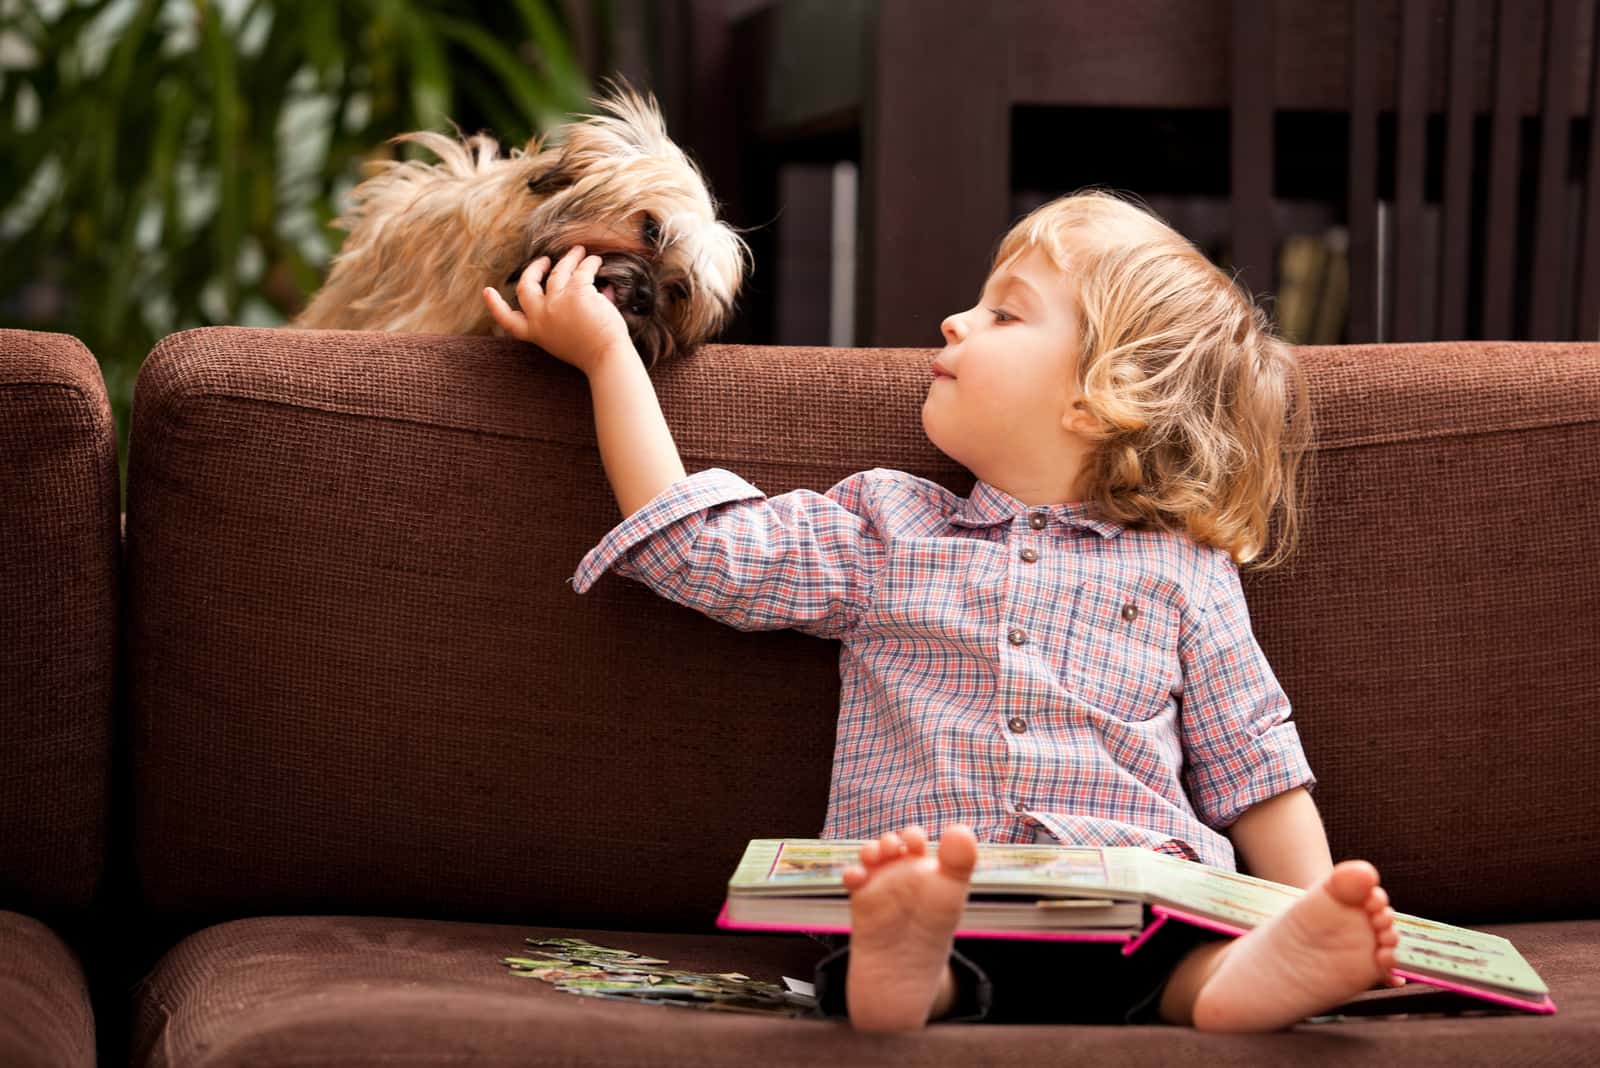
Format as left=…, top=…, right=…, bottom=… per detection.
left=860, top=832, right=904, bottom=872
left=841, top=863, right=870, bottom=891
left=936, top=825, right=980, bottom=878
left=899, top=826, right=929, bottom=855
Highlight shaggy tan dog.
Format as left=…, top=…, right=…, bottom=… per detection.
left=295, top=87, right=748, bottom=365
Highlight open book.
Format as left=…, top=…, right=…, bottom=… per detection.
left=717, top=839, right=1555, bottom=1015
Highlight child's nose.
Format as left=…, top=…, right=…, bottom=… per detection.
left=940, top=313, right=965, bottom=345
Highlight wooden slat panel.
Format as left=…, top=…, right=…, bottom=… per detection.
left=1439, top=0, right=1481, bottom=340
left=1392, top=0, right=1432, bottom=341
left=865, top=1, right=1008, bottom=345
left=1231, top=0, right=1275, bottom=301
left=1531, top=0, right=1579, bottom=338
left=1007, top=0, right=1593, bottom=115
left=1348, top=0, right=1381, bottom=342
left=1578, top=2, right=1600, bottom=337
left=1484, top=0, right=1529, bottom=338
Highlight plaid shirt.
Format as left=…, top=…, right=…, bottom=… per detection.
left=573, top=468, right=1314, bottom=870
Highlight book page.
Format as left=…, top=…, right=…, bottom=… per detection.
left=1127, top=850, right=1548, bottom=997
left=1391, top=914, right=1548, bottom=996
left=966, top=844, right=1114, bottom=891
left=729, top=840, right=1124, bottom=897
left=729, top=840, right=860, bottom=893
left=1131, top=849, right=1304, bottom=927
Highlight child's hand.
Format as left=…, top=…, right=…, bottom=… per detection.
left=483, top=245, right=634, bottom=376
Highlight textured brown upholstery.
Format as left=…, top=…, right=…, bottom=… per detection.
left=1244, top=342, right=1600, bottom=921
left=0, top=328, right=118, bottom=914
left=124, top=329, right=932, bottom=930
left=0, top=912, right=97, bottom=1068
left=127, top=915, right=1600, bottom=1068
left=112, top=329, right=1599, bottom=1062
left=0, top=330, right=115, bottom=1068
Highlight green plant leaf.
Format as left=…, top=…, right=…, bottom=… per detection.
left=199, top=0, right=243, bottom=313
left=400, top=7, right=452, bottom=130
left=511, top=0, right=588, bottom=102
left=1, top=0, right=607, bottom=484
left=432, top=13, right=568, bottom=136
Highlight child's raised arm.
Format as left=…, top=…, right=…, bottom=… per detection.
left=484, top=245, right=686, bottom=517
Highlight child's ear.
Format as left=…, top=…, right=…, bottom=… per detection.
left=1062, top=398, right=1099, bottom=436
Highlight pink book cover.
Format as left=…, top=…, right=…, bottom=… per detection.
left=713, top=903, right=1557, bottom=1016
left=721, top=840, right=1556, bottom=1017
left=715, top=900, right=1136, bottom=944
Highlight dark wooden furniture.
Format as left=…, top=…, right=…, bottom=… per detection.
left=724, top=0, right=1600, bottom=345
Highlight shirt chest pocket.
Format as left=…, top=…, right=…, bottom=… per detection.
left=1067, top=579, right=1181, bottom=721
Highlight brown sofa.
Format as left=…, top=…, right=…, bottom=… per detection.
left=3, top=324, right=1598, bottom=1065
left=1, top=330, right=117, bottom=1068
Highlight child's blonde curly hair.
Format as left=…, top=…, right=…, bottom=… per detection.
left=995, top=191, right=1311, bottom=568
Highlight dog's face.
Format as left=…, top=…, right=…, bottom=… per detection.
left=497, top=92, right=748, bottom=366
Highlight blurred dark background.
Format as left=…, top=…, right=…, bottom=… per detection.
left=7, top=0, right=1600, bottom=474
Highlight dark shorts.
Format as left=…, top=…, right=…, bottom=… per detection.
left=811, top=922, right=1223, bottom=1025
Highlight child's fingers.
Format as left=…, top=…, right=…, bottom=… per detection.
left=518, top=254, right=552, bottom=284
left=573, top=253, right=603, bottom=290
left=546, top=245, right=586, bottom=292
left=482, top=287, right=527, bottom=335
left=515, top=256, right=550, bottom=306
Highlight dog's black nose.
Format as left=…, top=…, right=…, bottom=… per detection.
left=628, top=280, right=655, bottom=316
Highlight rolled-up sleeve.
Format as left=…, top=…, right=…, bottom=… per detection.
left=1178, top=555, right=1316, bottom=829
left=570, top=468, right=885, bottom=639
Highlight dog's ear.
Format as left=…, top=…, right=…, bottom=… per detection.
left=527, top=157, right=573, bottom=196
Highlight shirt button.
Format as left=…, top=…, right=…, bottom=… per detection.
left=1121, top=603, right=1140, bottom=622
left=1007, top=628, right=1028, bottom=646
left=1013, top=801, right=1029, bottom=815
left=1007, top=716, right=1028, bottom=734
left=1019, top=547, right=1039, bottom=563
left=1028, top=512, right=1048, bottom=529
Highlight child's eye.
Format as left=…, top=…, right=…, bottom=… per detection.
left=989, top=307, right=1016, bottom=323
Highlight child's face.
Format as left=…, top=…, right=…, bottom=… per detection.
left=923, top=246, right=1095, bottom=499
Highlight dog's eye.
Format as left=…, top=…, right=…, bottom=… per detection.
left=666, top=282, right=687, bottom=305
left=642, top=214, right=662, bottom=248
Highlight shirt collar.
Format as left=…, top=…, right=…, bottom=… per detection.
left=950, top=480, right=1126, bottom=539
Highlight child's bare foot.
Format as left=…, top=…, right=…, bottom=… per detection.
left=1191, top=860, right=1399, bottom=1031
left=841, top=824, right=978, bottom=1031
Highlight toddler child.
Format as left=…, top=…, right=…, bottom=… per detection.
left=483, top=191, right=1399, bottom=1032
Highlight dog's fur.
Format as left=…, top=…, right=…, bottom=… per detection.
left=295, top=87, right=748, bottom=365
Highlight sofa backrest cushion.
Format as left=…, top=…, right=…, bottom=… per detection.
left=125, top=329, right=1600, bottom=928
left=1244, top=341, right=1600, bottom=922
left=0, top=330, right=119, bottom=914
left=125, top=329, right=943, bottom=931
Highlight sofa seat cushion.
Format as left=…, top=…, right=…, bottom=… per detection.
left=0, top=911, right=95, bottom=1068
left=130, top=915, right=1597, bottom=1067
